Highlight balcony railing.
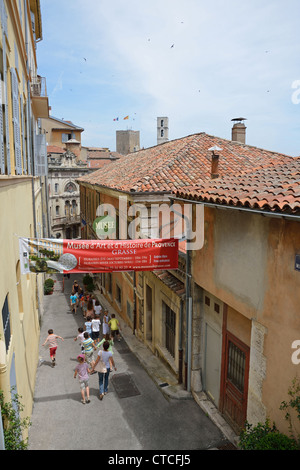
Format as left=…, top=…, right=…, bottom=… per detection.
left=31, top=76, right=47, bottom=97
left=52, top=215, right=80, bottom=226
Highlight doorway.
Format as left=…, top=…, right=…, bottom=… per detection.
left=220, top=332, right=250, bottom=433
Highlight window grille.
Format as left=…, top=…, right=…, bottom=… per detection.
left=227, top=340, right=246, bottom=392
left=2, top=296, right=11, bottom=352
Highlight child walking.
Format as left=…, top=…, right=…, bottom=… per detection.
left=74, top=327, right=85, bottom=353
left=74, top=354, right=91, bottom=404
left=42, top=329, right=64, bottom=367
left=108, top=314, right=121, bottom=342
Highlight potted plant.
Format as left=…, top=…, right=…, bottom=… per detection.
left=44, top=278, right=54, bottom=295
left=83, top=274, right=95, bottom=292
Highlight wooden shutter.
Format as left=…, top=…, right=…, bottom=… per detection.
left=35, top=133, right=47, bottom=176
left=20, top=94, right=27, bottom=174
left=26, top=81, right=32, bottom=174
left=11, top=67, right=22, bottom=175
left=2, top=32, right=10, bottom=174
left=0, top=73, right=4, bottom=174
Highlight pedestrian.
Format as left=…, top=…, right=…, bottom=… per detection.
left=91, top=340, right=116, bottom=400
left=94, top=299, right=102, bottom=316
left=82, top=331, right=97, bottom=370
left=81, top=294, right=88, bottom=318
left=70, top=290, right=77, bottom=314
left=72, top=280, right=80, bottom=294
left=84, top=316, right=93, bottom=337
left=97, top=334, right=114, bottom=353
left=74, top=354, right=91, bottom=404
left=78, top=287, right=84, bottom=308
left=72, top=280, right=80, bottom=307
left=42, top=329, right=64, bottom=367
left=74, top=327, right=85, bottom=352
left=86, top=299, right=94, bottom=319
left=102, top=309, right=110, bottom=337
left=109, top=313, right=121, bottom=342
left=91, top=314, right=101, bottom=343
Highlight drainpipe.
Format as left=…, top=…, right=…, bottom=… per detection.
left=133, top=271, right=137, bottom=335
left=169, top=201, right=192, bottom=391
left=186, top=251, right=192, bottom=392
left=178, top=299, right=183, bottom=384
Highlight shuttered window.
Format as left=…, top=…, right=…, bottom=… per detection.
left=2, top=32, right=10, bottom=174
left=0, top=72, right=4, bottom=174
left=11, top=67, right=22, bottom=175
left=34, top=133, right=47, bottom=176
left=2, top=295, right=11, bottom=352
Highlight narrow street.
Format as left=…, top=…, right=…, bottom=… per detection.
left=28, top=274, right=230, bottom=451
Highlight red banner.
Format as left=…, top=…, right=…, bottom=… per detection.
left=19, top=237, right=179, bottom=274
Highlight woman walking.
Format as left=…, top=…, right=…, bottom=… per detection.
left=91, top=341, right=116, bottom=400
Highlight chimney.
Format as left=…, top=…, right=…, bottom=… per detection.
left=208, top=145, right=222, bottom=179
left=65, top=139, right=81, bottom=158
left=231, top=117, right=247, bottom=144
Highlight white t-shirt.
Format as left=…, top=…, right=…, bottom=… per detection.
left=92, top=319, right=101, bottom=332
left=99, top=350, right=113, bottom=369
left=94, top=304, right=102, bottom=315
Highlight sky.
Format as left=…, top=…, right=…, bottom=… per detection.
left=37, top=0, right=300, bottom=156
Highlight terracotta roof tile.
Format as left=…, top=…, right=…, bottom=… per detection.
left=176, top=158, right=300, bottom=215
left=78, top=132, right=293, bottom=193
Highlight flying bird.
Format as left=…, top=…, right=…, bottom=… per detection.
left=170, top=44, right=174, bottom=48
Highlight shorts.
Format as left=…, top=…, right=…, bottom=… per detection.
left=50, top=347, right=57, bottom=357
left=92, top=331, right=99, bottom=340
left=85, top=351, right=95, bottom=364
left=79, top=379, right=89, bottom=390
left=111, top=329, right=119, bottom=337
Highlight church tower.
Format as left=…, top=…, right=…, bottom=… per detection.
left=157, top=117, right=169, bottom=145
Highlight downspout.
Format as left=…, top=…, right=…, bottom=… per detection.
left=133, top=271, right=137, bottom=335
left=178, top=299, right=183, bottom=384
left=169, top=200, right=192, bottom=391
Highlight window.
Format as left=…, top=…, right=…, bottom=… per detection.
left=65, top=182, right=76, bottom=193
left=106, top=273, right=112, bottom=295
left=55, top=183, right=59, bottom=193
left=127, top=301, right=133, bottom=322
left=116, top=284, right=122, bottom=305
left=2, top=295, right=11, bottom=352
left=161, top=129, right=164, bottom=137
left=62, top=132, right=75, bottom=143
left=227, top=340, right=246, bottom=393
left=163, top=302, right=176, bottom=358
left=214, top=303, right=220, bottom=314
left=56, top=206, right=59, bottom=216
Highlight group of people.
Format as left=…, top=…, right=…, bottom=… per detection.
left=42, top=278, right=122, bottom=405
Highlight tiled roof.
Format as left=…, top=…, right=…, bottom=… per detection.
left=152, top=271, right=185, bottom=298
left=47, top=145, right=65, bottom=154
left=78, top=133, right=293, bottom=193
left=176, top=158, right=300, bottom=214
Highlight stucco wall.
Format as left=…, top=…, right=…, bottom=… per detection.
left=192, top=206, right=300, bottom=433
left=0, top=179, right=41, bottom=424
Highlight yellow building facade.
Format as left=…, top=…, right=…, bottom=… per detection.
left=0, top=0, right=49, bottom=444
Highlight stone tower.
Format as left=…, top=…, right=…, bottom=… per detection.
left=157, top=117, right=169, bottom=145
left=116, top=130, right=140, bottom=155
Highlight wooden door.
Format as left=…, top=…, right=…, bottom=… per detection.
left=220, top=332, right=250, bottom=433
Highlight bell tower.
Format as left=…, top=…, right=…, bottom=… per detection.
left=157, top=117, right=169, bottom=145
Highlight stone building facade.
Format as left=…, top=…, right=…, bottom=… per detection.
left=48, top=144, right=89, bottom=239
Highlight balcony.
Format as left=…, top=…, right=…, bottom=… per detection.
left=31, top=76, right=49, bottom=118
left=52, top=215, right=81, bottom=228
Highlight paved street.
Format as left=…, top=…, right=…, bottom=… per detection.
left=28, top=274, right=230, bottom=451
